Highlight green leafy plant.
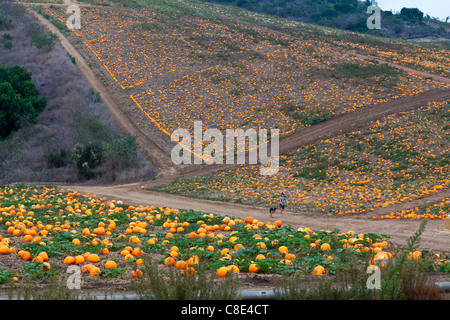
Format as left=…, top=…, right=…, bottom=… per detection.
left=0, top=267, right=14, bottom=284
left=22, top=263, right=58, bottom=280
left=72, top=142, right=103, bottom=179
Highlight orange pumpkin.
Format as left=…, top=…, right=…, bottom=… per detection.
left=313, top=265, right=325, bottom=275
left=74, top=255, right=85, bottom=265
left=249, top=263, right=259, bottom=273
left=130, top=269, right=143, bottom=278
left=104, top=261, right=117, bottom=269
left=64, top=256, right=75, bottom=265
left=217, top=266, right=228, bottom=278
left=87, top=254, right=100, bottom=263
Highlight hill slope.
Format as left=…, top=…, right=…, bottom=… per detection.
left=200, top=0, right=450, bottom=39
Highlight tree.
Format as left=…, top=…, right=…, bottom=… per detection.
left=400, top=7, right=424, bottom=22
left=0, top=65, right=47, bottom=139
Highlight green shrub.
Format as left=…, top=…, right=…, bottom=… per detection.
left=45, top=149, right=70, bottom=168
left=103, top=135, right=138, bottom=170
left=0, top=267, right=13, bottom=284
left=26, top=21, right=57, bottom=51
left=0, top=14, right=12, bottom=30
left=72, top=142, right=103, bottom=179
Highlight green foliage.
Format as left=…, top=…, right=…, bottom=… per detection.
left=45, top=149, right=70, bottom=168
left=199, top=0, right=449, bottom=38
left=102, top=134, right=138, bottom=170
left=26, top=20, right=57, bottom=51
left=282, top=104, right=333, bottom=126
left=0, top=267, right=14, bottom=284
left=400, top=7, right=424, bottom=23
left=3, top=39, right=12, bottom=48
left=72, top=142, right=104, bottom=179
left=100, top=268, right=127, bottom=278
left=294, top=163, right=328, bottom=180
left=22, top=263, right=58, bottom=280
left=67, top=53, right=76, bottom=64
left=0, top=65, right=47, bottom=139
left=0, top=14, right=12, bottom=30
left=8, top=276, right=80, bottom=300
left=275, top=220, right=443, bottom=300
left=88, top=88, right=101, bottom=103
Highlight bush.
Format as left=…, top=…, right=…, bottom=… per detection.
left=400, top=7, right=424, bottom=23
left=0, top=14, right=12, bottom=30
left=103, top=135, right=138, bottom=169
left=26, top=20, right=57, bottom=51
left=45, top=149, right=70, bottom=168
left=72, top=142, right=103, bottom=179
left=3, top=40, right=12, bottom=48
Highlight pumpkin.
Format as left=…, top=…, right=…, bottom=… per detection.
left=313, top=265, right=325, bottom=275
left=64, top=256, right=75, bottom=265
left=217, top=266, right=228, bottom=278
left=130, top=269, right=143, bottom=278
left=74, top=255, right=85, bottom=265
left=89, top=266, right=101, bottom=276
left=104, top=261, right=117, bottom=269
left=87, top=254, right=100, bottom=263
left=249, top=263, right=259, bottom=273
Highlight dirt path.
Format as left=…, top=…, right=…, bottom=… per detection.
left=59, top=184, right=450, bottom=253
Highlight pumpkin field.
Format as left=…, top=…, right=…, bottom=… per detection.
left=40, top=4, right=449, bottom=155
left=0, top=185, right=448, bottom=298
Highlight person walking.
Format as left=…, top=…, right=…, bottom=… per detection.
left=279, top=192, right=287, bottom=216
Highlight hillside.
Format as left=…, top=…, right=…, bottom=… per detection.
left=0, top=1, right=156, bottom=184
left=200, top=0, right=450, bottom=40
left=39, top=0, right=450, bottom=160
